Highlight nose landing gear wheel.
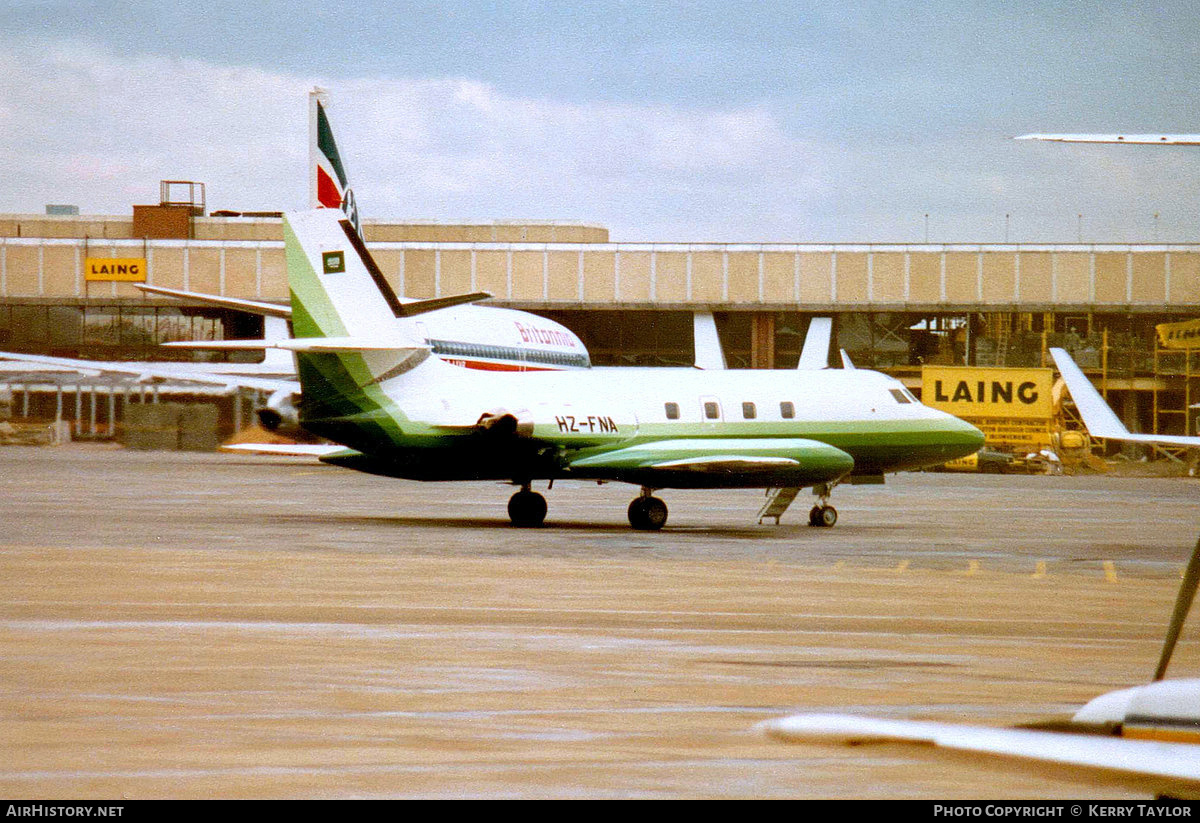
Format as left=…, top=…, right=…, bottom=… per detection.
left=628, top=496, right=668, bottom=531
left=508, top=489, right=547, bottom=527
left=808, top=504, right=837, bottom=527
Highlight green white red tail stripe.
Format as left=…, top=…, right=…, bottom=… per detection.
left=309, top=89, right=361, bottom=238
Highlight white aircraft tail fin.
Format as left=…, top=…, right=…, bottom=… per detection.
left=286, top=209, right=409, bottom=343
left=797, top=317, right=832, bottom=369
left=1050, top=347, right=1200, bottom=447
left=310, top=89, right=362, bottom=239
left=693, top=312, right=726, bottom=369
left=284, top=209, right=432, bottom=448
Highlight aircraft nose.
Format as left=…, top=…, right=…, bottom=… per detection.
left=952, top=416, right=986, bottom=454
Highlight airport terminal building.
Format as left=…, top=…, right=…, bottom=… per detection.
left=2, top=194, right=1199, bottom=443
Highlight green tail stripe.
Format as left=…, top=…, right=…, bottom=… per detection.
left=286, top=220, right=348, bottom=340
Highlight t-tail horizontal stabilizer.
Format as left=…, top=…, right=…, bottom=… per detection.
left=139, top=281, right=490, bottom=323
left=136, top=284, right=293, bottom=318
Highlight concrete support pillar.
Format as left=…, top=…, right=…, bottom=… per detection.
left=750, top=313, right=775, bottom=369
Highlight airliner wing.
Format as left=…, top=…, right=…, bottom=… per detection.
left=1015, top=134, right=1200, bottom=145
left=1050, top=348, right=1200, bottom=447
left=759, top=713, right=1200, bottom=799
left=0, top=350, right=297, bottom=395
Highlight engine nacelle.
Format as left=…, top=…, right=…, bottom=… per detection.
left=475, top=409, right=534, bottom=439
left=256, top=390, right=303, bottom=437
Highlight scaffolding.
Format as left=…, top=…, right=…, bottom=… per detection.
left=1154, top=345, right=1200, bottom=438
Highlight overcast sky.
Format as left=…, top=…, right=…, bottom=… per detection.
left=2, top=1, right=1198, bottom=242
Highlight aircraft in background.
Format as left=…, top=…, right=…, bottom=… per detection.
left=1012, top=130, right=1200, bottom=448
left=758, top=344, right=1200, bottom=797
left=1016, top=133, right=1200, bottom=145
left=1049, top=347, right=1200, bottom=449
left=0, top=90, right=590, bottom=434
left=188, top=208, right=983, bottom=531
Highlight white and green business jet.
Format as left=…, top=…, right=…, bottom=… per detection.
left=273, top=208, right=983, bottom=530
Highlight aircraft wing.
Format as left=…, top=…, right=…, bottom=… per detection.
left=631, top=455, right=800, bottom=472
left=1049, top=348, right=1200, bottom=447
left=759, top=713, right=1200, bottom=799
left=565, top=437, right=854, bottom=486
left=0, top=350, right=297, bottom=395
left=1015, top=134, right=1200, bottom=145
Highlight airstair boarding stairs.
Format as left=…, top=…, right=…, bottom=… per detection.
left=757, top=486, right=801, bottom=524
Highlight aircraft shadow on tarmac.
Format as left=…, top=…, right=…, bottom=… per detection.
left=262, top=511, right=832, bottom=539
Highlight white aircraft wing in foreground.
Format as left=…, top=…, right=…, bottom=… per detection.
left=759, top=685, right=1200, bottom=799
left=0, top=350, right=296, bottom=395
left=761, top=474, right=1200, bottom=799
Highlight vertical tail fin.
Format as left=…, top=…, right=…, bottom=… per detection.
left=797, top=317, right=833, bottom=369
left=309, top=89, right=362, bottom=240
left=693, top=312, right=727, bottom=369
left=285, top=210, right=405, bottom=341
left=284, top=209, right=423, bottom=448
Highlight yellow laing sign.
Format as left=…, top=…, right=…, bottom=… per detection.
left=1156, top=318, right=1200, bottom=350
left=922, top=366, right=1054, bottom=420
left=85, top=257, right=146, bottom=282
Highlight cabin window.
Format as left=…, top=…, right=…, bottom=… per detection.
left=889, top=388, right=912, bottom=404
left=780, top=401, right=795, bottom=419
left=703, top=401, right=720, bottom=420
left=742, top=402, right=756, bottom=419
left=664, top=402, right=680, bottom=420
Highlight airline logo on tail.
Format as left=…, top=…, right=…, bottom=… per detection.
left=310, top=90, right=361, bottom=238
left=322, top=251, right=346, bottom=275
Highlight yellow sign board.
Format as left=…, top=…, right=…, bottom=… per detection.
left=922, top=366, right=1054, bottom=420
left=1156, top=319, right=1200, bottom=350
left=85, top=257, right=147, bottom=282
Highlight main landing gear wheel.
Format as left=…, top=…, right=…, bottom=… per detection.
left=628, top=495, right=668, bottom=531
left=508, top=489, right=547, bottom=528
left=808, top=504, right=837, bottom=528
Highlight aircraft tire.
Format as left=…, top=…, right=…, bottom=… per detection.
left=809, top=505, right=838, bottom=527
left=628, top=496, right=668, bottom=531
left=508, top=490, right=547, bottom=527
